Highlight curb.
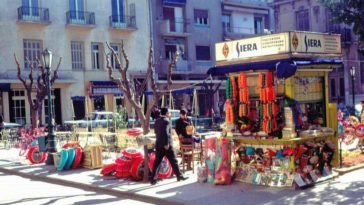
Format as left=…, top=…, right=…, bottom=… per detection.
left=0, top=166, right=186, bottom=205
left=334, top=164, right=364, bottom=175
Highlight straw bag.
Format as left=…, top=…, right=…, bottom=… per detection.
left=186, top=125, right=195, bottom=135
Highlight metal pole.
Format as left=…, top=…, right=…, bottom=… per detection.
left=352, top=75, right=355, bottom=108
left=45, top=67, right=56, bottom=165
left=339, top=139, right=342, bottom=168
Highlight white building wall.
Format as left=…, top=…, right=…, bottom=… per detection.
left=0, top=0, right=151, bottom=124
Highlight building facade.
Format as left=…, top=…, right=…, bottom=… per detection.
left=271, top=0, right=363, bottom=106
left=150, top=0, right=272, bottom=116
left=0, top=0, right=150, bottom=125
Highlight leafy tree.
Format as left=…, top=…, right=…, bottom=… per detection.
left=319, top=0, right=364, bottom=51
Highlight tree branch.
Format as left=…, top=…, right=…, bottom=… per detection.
left=14, top=54, right=27, bottom=87
left=51, top=57, right=62, bottom=84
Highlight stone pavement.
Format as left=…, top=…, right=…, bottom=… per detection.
left=0, top=148, right=362, bottom=205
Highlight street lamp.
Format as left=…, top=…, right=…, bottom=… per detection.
left=350, top=66, right=356, bottom=108
left=42, top=48, right=56, bottom=165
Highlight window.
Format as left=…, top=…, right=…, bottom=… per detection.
left=91, top=43, right=103, bottom=70
left=195, top=46, right=210, bottom=61
left=111, top=0, right=124, bottom=22
left=339, top=78, right=344, bottom=97
left=110, top=43, right=121, bottom=69
left=71, top=41, right=84, bottom=70
left=23, top=39, right=42, bottom=70
left=22, top=0, right=39, bottom=16
left=69, top=0, right=85, bottom=19
left=254, top=17, right=263, bottom=34
left=222, top=14, right=231, bottom=33
left=330, top=79, right=336, bottom=98
left=164, top=40, right=186, bottom=60
left=11, top=91, right=26, bottom=125
left=296, top=8, right=310, bottom=31
left=194, top=9, right=208, bottom=26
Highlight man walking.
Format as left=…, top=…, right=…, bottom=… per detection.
left=151, top=107, right=187, bottom=185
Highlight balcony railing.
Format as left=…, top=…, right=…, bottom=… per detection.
left=17, top=6, right=49, bottom=23
left=109, top=15, right=136, bottom=29
left=160, top=18, right=190, bottom=36
left=160, top=59, right=191, bottom=74
left=66, top=11, right=95, bottom=26
left=223, top=24, right=258, bottom=39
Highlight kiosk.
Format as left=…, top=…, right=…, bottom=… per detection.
left=208, top=31, right=342, bottom=187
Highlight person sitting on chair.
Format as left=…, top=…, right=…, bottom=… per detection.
left=175, top=109, right=200, bottom=145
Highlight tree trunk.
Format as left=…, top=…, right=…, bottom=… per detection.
left=30, top=108, right=38, bottom=128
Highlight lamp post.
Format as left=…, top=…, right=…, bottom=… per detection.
left=350, top=66, right=356, bottom=108
left=42, top=48, right=56, bottom=165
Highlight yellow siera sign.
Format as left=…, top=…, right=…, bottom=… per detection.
left=215, top=31, right=341, bottom=62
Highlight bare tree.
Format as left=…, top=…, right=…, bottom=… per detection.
left=105, top=41, right=178, bottom=135
left=14, top=54, right=62, bottom=128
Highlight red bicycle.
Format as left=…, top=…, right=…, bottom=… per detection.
left=15, top=127, right=45, bottom=156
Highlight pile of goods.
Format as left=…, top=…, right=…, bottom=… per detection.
left=53, top=143, right=83, bottom=171
left=234, top=140, right=335, bottom=187
left=101, top=148, right=173, bottom=181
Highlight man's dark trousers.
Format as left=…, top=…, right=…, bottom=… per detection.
left=151, top=146, right=181, bottom=180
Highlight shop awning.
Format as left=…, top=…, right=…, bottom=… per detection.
left=162, top=0, right=186, bottom=5
left=90, top=81, right=123, bottom=96
left=71, top=96, right=85, bottom=101
left=0, top=83, right=11, bottom=91
left=144, top=88, right=193, bottom=96
left=207, top=58, right=343, bottom=78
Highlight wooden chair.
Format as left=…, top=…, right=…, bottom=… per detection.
left=179, top=142, right=202, bottom=174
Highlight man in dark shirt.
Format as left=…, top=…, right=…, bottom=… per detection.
left=151, top=107, right=187, bottom=185
left=175, top=109, right=200, bottom=145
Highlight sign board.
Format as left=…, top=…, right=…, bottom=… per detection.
left=215, top=31, right=341, bottom=62
left=290, top=32, right=341, bottom=54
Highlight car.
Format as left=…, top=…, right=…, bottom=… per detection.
left=64, top=111, right=114, bottom=128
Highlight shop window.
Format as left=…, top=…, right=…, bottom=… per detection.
left=295, top=8, right=310, bottom=31
left=330, top=78, right=336, bottom=98
left=91, top=42, right=103, bottom=70
left=11, top=91, right=26, bottom=125
left=93, top=96, right=105, bottom=111
left=23, top=39, right=42, bottom=69
left=194, top=9, right=208, bottom=26
left=195, top=46, right=210, bottom=61
left=71, top=41, right=84, bottom=70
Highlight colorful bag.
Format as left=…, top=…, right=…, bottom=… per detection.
left=214, top=137, right=232, bottom=185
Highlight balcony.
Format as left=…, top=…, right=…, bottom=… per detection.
left=160, top=18, right=190, bottom=37
left=223, top=25, right=257, bottom=40
left=160, top=59, right=191, bottom=74
left=109, top=15, right=136, bottom=31
left=66, top=11, right=95, bottom=27
left=17, top=6, right=50, bottom=24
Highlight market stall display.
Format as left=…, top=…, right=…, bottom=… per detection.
left=207, top=31, right=342, bottom=188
